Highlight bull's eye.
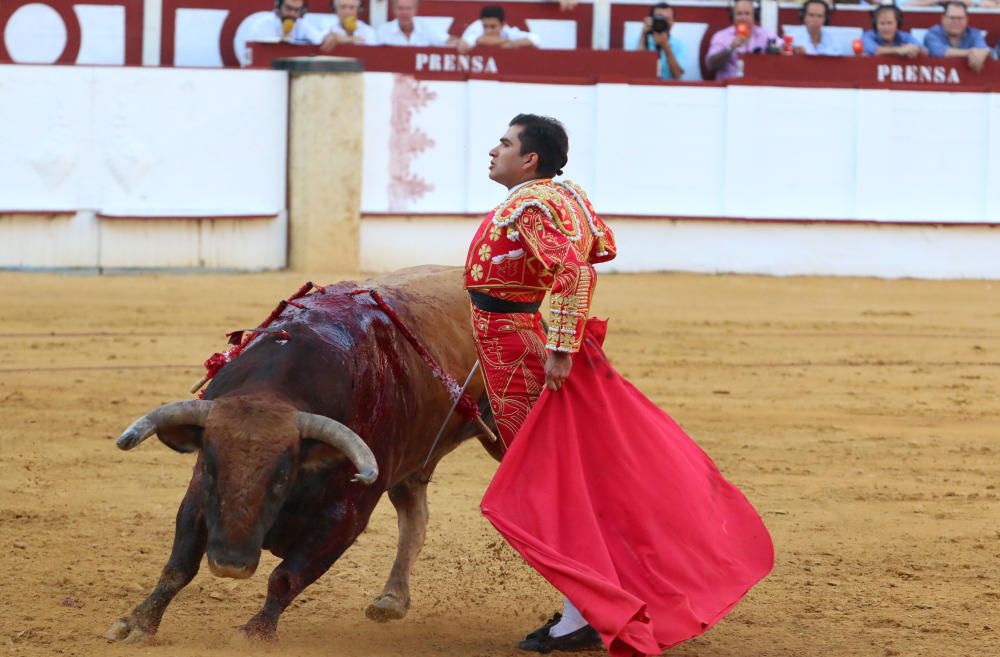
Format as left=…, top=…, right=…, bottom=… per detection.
left=272, top=471, right=290, bottom=494
left=270, top=452, right=293, bottom=495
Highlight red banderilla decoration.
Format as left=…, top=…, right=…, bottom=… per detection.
left=349, top=288, right=496, bottom=442
left=190, top=282, right=313, bottom=395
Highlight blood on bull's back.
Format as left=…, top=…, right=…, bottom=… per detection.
left=206, top=264, right=483, bottom=479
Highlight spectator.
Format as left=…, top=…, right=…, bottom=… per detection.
left=318, top=0, right=376, bottom=49
left=791, top=0, right=846, bottom=56
left=376, top=0, right=455, bottom=46
left=637, top=2, right=685, bottom=80
left=861, top=4, right=925, bottom=58
left=243, top=0, right=325, bottom=46
left=923, top=2, right=992, bottom=72
left=705, top=0, right=781, bottom=81
left=458, top=6, right=541, bottom=52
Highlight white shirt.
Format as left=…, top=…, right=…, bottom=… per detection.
left=460, top=20, right=541, bottom=47
left=239, top=13, right=327, bottom=66
left=376, top=19, right=451, bottom=46
left=793, top=27, right=846, bottom=56
left=243, top=13, right=327, bottom=45
left=308, top=14, right=377, bottom=45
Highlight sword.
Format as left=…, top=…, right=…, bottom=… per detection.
left=422, top=360, right=496, bottom=468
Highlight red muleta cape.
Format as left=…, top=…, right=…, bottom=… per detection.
left=480, top=319, right=774, bottom=657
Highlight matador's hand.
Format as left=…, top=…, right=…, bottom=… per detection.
left=544, top=351, right=573, bottom=391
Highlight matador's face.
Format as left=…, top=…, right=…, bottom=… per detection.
left=488, top=125, right=534, bottom=188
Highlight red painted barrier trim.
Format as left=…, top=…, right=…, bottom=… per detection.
left=97, top=213, right=278, bottom=220
left=728, top=78, right=1000, bottom=94
left=10, top=214, right=997, bottom=229
left=161, top=0, right=370, bottom=66
left=0, top=0, right=143, bottom=66
left=0, top=1, right=81, bottom=64
left=0, top=210, right=74, bottom=216
left=248, top=42, right=657, bottom=80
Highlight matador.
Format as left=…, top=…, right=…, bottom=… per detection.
left=463, top=113, right=614, bottom=652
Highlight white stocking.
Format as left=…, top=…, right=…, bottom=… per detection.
left=548, top=597, right=588, bottom=637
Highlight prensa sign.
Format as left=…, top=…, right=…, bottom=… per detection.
left=876, top=64, right=961, bottom=85
left=414, top=52, right=499, bottom=74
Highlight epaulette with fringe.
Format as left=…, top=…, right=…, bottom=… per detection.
left=491, top=181, right=582, bottom=242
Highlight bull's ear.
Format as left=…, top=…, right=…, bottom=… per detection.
left=299, top=440, right=347, bottom=471
left=157, top=426, right=203, bottom=453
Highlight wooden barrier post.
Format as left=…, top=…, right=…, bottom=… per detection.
left=274, top=56, right=364, bottom=274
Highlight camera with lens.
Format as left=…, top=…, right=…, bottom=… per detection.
left=651, top=15, right=670, bottom=33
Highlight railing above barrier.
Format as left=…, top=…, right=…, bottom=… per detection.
left=3, top=0, right=999, bottom=74
left=742, top=54, right=1000, bottom=91
left=247, top=43, right=657, bottom=81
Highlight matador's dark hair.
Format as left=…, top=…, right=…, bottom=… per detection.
left=509, top=114, right=569, bottom=178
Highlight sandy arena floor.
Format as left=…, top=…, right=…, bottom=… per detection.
left=0, top=270, right=997, bottom=657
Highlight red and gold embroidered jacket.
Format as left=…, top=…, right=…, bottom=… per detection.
left=464, top=178, right=616, bottom=353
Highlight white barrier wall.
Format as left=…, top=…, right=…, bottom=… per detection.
left=0, top=64, right=288, bottom=269
left=0, top=65, right=287, bottom=216
left=362, top=73, right=1000, bottom=223
left=4, top=64, right=1000, bottom=277
left=362, top=217, right=1000, bottom=279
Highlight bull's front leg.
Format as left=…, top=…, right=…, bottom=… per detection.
left=104, top=484, right=207, bottom=643
left=241, top=488, right=382, bottom=641
left=366, top=475, right=429, bottom=622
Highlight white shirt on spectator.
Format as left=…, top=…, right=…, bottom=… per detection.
left=308, top=14, right=377, bottom=44
left=460, top=20, right=541, bottom=47
left=243, top=13, right=327, bottom=46
left=792, top=28, right=846, bottom=56
left=377, top=18, right=451, bottom=46
left=239, top=12, right=326, bottom=66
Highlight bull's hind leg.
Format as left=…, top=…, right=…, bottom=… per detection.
left=366, top=475, right=429, bottom=622
left=104, top=487, right=207, bottom=643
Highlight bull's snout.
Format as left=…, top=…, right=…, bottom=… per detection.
left=208, top=557, right=257, bottom=579
left=207, top=543, right=260, bottom=579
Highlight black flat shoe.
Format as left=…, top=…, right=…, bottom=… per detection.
left=517, top=624, right=602, bottom=653
left=524, top=613, right=562, bottom=641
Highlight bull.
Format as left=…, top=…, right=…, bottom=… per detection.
left=105, top=265, right=500, bottom=643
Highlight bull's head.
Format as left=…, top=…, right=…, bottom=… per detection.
left=115, top=397, right=378, bottom=579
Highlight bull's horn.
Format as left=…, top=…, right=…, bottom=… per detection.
left=116, top=400, right=214, bottom=451
left=296, top=412, right=378, bottom=485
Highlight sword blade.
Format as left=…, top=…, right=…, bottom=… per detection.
left=422, top=360, right=480, bottom=468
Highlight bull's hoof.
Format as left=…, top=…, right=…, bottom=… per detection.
left=365, top=594, right=409, bottom=622
left=238, top=619, right=278, bottom=643
left=103, top=617, right=154, bottom=644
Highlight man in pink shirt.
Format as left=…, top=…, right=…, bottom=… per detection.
left=705, top=0, right=779, bottom=81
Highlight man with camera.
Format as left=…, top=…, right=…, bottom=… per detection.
left=637, top=2, right=684, bottom=80
left=705, top=0, right=781, bottom=81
